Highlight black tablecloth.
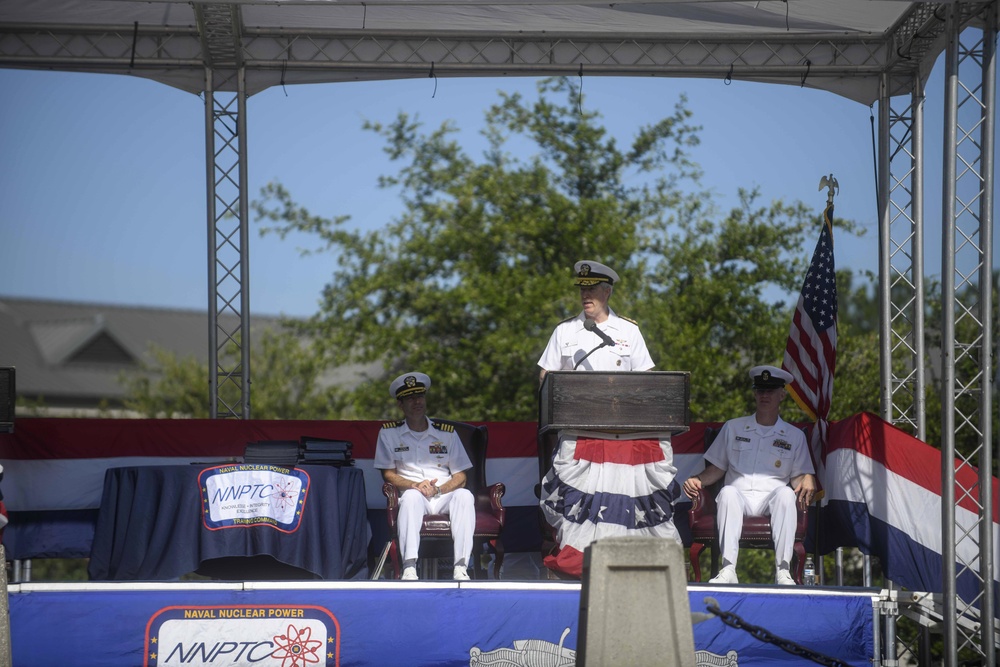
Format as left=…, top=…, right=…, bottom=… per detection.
left=88, top=464, right=369, bottom=581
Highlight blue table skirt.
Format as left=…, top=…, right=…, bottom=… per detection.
left=88, top=464, right=370, bottom=581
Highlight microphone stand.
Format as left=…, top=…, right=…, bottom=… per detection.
left=573, top=341, right=612, bottom=370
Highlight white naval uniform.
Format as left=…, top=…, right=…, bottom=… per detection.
left=373, top=418, right=475, bottom=564
left=536, top=309, right=655, bottom=372
left=703, top=415, right=814, bottom=568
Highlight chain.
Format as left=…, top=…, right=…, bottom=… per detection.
left=702, top=597, right=851, bottom=667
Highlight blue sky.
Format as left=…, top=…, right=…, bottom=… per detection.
left=0, top=61, right=995, bottom=318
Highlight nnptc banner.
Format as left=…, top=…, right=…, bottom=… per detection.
left=200, top=464, right=310, bottom=532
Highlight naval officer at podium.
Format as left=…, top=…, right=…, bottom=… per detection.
left=536, top=260, right=680, bottom=579
left=537, top=260, right=655, bottom=379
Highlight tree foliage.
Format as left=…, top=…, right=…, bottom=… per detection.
left=252, top=77, right=866, bottom=422
left=121, top=330, right=342, bottom=419
left=120, top=345, right=209, bottom=418
left=919, top=273, right=999, bottom=470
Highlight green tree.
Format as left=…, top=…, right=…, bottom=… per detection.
left=247, top=328, right=348, bottom=419
left=253, top=77, right=864, bottom=422
left=120, top=77, right=880, bottom=428
left=834, top=270, right=999, bottom=467
left=921, top=272, right=999, bottom=470
left=108, top=77, right=891, bottom=590
left=121, top=329, right=343, bottom=419
left=635, top=188, right=818, bottom=422
left=120, top=345, right=209, bottom=418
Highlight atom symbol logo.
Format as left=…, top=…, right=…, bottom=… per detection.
left=271, top=624, right=322, bottom=667
left=269, top=481, right=299, bottom=511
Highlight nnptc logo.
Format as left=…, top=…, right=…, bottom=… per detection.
left=146, top=606, right=340, bottom=667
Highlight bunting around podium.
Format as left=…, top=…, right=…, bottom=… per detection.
left=539, top=430, right=683, bottom=578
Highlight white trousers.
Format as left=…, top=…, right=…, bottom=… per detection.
left=716, top=485, right=797, bottom=568
left=398, top=488, right=476, bottom=564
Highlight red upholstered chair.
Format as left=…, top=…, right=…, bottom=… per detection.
left=381, top=421, right=506, bottom=579
left=688, top=427, right=809, bottom=583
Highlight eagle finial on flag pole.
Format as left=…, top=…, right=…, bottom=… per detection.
left=819, top=174, right=839, bottom=204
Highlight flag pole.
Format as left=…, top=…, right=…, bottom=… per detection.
left=819, top=174, right=839, bottom=586
left=782, top=173, right=840, bottom=584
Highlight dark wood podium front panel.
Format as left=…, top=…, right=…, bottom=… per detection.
left=538, top=370, right=690, bottom=435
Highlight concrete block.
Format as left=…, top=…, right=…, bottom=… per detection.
left=578, top=537, right=695, bottom=667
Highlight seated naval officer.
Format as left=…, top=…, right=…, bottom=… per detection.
left=373, top=372, right=476, bottom=581
left=682, top=365, right=816, bottom=585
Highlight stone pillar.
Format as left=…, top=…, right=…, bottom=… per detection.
left=578, top=537, right=695, bottom=667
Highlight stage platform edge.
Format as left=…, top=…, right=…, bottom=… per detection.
left=8, top=581, right=880, bottom=666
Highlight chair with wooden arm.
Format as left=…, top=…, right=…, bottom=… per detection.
left=687, top=427, right=809, bottom=583
left=381, top=420, right=506, bottom=579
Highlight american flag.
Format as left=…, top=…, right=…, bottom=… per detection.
left=783, top=202, right=838, bottom=468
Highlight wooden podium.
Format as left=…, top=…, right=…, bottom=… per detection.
left=536, top=371, right=690, bottom=482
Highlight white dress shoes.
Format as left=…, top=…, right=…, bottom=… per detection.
left=709, top=566, right=739, bottom=584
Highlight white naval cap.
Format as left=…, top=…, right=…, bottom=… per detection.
left=389, top=372, right=431, bottom=399
left=573, top=260, right=619, bottom=287
left=749, top=365, right=793, bottom=389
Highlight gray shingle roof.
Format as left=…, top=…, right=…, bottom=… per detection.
left=0, top=296, right=285, bottom=408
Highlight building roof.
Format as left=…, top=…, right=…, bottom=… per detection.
left=0, top=296, right=286, bottom=408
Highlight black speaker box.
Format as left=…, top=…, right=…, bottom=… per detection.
left=0, top=367, right=13, bottom=434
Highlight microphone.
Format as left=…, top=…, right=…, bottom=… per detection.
left=583, top=318, right=616, bottom=348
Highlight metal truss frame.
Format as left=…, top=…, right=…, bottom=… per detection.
left=201, top=4, right=251, bottom=419
left=881, top=76, right=928, bottom=442
left=0, top=4, right=971, bottom=98
left=0, top=27, right=901, bottom=80
left=879, top=67, right=931, bottom=667
left=205, top=74, right=251, bottom=419
left=879, top=4, right=995, bottom=664
left=938, top=4, right=995, bottom=663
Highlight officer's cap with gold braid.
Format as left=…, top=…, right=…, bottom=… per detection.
left=749, top=365, right=793, bottom=390
left=389, top=372, right=431, bottom=399
left=573, top=260, right=619, bottom=287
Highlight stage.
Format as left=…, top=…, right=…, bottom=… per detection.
left=8, top=578, right=879, bottom=666
left=2, top=415, right=995, bottom=664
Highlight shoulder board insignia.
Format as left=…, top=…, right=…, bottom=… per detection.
left=381, top=421, right=402, bottom=429
left=559, top=315, right=577, bottom=325
left=619, top=315, right=638, bottom=325
left=431, top=420, right=455, bottom=432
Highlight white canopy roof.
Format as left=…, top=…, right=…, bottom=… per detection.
left=0, top=1, right=979, bottom=104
